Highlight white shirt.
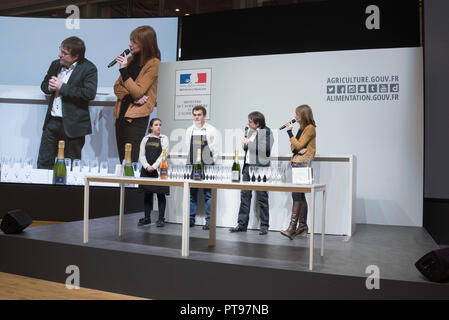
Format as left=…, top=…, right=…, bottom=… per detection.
left=51, top=62, right=77, bottom=117
left=139, top=134, right=169, bottom=169
left=244, top=128, right=258, bottom=164
left=186, top=121, right=220, bottom=164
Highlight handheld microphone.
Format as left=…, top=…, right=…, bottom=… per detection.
left=244, top=126, right=249, bottom=138
left=279, top=119, right=296, bottom=130
left=107, top=49, right=130, bottom=68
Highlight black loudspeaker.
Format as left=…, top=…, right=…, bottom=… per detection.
left=0, top=209, right=33, bottom=234
left=415, top=248, right=449, bottom=283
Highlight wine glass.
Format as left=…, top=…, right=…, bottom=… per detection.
left=219, top=165, right=226, bottom=182
left=90, top=159, right=99, bottom=175
left=203, top=165, right=209, bottom=180
left=172, top=165, right=179, bottom=180
left=187, top=164, right=192, bottom=180
left=80, top=159, right=89, bottom=173
left=100, top=161, right=108, bottom=175
left=210, top=165, right=216, bottom=181
left=2, top=157, right=11, bottom=182
left=64, top=158, right=72, bottom=171
left=24, top=158, right=33, bottom=183
left=248, top=166, right=255, bottom=183
left=132, top=162, right=141, bottom=177
left=12, top=158, right=22, bottom=182
left=72, top=159, right=81, bottom=184
left=226, top=165, right=232, bottom=182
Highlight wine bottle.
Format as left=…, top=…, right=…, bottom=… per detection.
left=53, top=140, right=67, bottom=185
left=160, top=148, right=168, bottom=179
left=231, top=149, right=241, bottom=182
left=123, top=143, right=134, bottom=177
left=193, top=148, right=203, bottom=181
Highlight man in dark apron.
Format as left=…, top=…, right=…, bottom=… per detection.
left=186, top=106, right=219, bottom=230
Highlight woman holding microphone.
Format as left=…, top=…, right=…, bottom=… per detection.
left=281, top=105, right=316, bottom=240
left=113, top=25, right=161, bottom=163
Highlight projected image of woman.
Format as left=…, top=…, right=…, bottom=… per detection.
left=113, top=25, right=161, bottom=163
left=281, top=104, right=316, bottom=240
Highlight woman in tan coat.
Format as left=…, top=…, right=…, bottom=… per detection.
left=114, top=25, right=160, bottom=163
left=281, top=104, right=316, bottom=240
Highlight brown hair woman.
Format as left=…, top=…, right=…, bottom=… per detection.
left=113, top=25, right=161, bottom=164
left=281, top=104, right=316, bottom=240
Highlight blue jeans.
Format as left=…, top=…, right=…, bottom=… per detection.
left=190, top=188, right=212, bottom=223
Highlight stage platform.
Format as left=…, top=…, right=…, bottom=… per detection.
left=0, top=212, right=448, bottom=299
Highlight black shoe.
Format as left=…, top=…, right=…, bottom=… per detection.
left=229, top=225, right=247, bottom=233
left=202, top=222, right=210, bottom=230
left=190, top=220, right=195, bottom=227
left=138, top=217, right=151, bottom=226
left=259, top=229, right=268, bottom=235
left=156, top=219, right=165, bottom=227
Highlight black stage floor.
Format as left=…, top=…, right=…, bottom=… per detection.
left=0, top=212, right=448, bottom=299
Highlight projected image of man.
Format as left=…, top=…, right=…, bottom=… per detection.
left=37, top=36, right=98, bottom=169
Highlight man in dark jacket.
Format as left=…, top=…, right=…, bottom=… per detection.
left=37, top=36, right=98, bottom=169
left=230, top=111, right=274, bottom=235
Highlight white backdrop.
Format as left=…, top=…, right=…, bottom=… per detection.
left=157, top=47, right=424, bottom=227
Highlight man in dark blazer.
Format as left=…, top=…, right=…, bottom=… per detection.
left=37, top=36, right=98, bottom=169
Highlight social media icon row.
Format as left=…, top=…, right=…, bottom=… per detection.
left=327, top=84, right=399, bottom=94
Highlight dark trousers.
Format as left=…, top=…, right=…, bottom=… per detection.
left=115, top=117, right=149, bottom=163
left=37, top=116, right=85, bottom=169
left=237, top=165, right=269, bottom=230
left=144, top=192, right=166, bottom=220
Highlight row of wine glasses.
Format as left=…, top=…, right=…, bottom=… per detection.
left=68, top=159, right=111, bottom=185
left=248, top=166, right=285, bottom=184
left=164, top=163, right=286, bottom=183
left=0, top=157, right=33, bottom=183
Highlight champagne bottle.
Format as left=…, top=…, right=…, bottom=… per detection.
left=53, top=140, right=67, bottom=185
left=123, top=143, right=134, bottom=177
left=193, top=148, right=203, bottom=181
left=159, top=149, right=168, bottom=179
left=231, top=149, right=241, bottom=182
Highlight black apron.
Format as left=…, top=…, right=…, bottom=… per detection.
left=188, top=134, right=214, bottom=179
left=188, top=134, right=214, bottom=165
left=139, top=136, right=169, bottom=194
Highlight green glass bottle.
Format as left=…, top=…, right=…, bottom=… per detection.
left=123, top=143, right=134, bottom=177
left=53, top=140, right=67, bottom=185
left=231, top=149, right=241, bottom=182
left=193, top=148, right=203, bottom=181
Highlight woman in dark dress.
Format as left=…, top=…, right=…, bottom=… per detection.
left=138, top=118, right=169, bottom=227
left=113, top=25, right=161, bottom=163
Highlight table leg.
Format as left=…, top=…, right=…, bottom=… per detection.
left=309, top=188, right=315, bottom=271
left=119, top=183, right=125, bottom=237
left=83, top=178, right=90, bottom=243
left=321, top=189, right=326, bottom=257
left=209, top=188, right=217, bottom=247
left=182, top=182, right=190, bottom=257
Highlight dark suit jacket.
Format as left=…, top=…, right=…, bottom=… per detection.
left=41, top=58, right=98, bottom=138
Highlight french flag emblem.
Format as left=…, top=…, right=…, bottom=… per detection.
left=195, top=73, right=207, bottom=83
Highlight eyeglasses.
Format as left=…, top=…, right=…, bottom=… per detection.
left=59, top=46, right=71, bottom=56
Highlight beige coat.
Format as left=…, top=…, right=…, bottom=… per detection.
left=113, top=56, right=160, bottom=119
left=290, top=124, right=316, bottom=164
